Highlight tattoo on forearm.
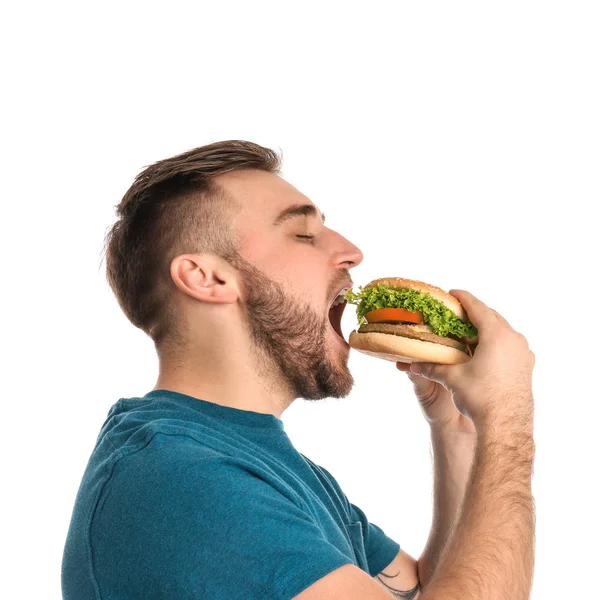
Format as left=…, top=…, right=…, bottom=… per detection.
left=376, top=570, right=421, bottom=600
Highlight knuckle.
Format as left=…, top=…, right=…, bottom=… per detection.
left=493, top=322, right=511, bottom=338
left=511, top=330, right=528, bottom=345
left=445, top=364, right=463, bottom=383
left=485, top=317, right=503, bottom=334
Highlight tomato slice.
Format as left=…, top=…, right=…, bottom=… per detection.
left=364, top=307, right=424, bottom=325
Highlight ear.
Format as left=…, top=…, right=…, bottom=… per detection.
left=170, top=254, right=238, bottom=305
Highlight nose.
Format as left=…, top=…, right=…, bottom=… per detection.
left=335, top=235, right=364, bottom=270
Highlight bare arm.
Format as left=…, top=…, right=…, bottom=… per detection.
left=371, top=425, right=475, bottom=598
left=420, top=413, right=536, bottom=600
left=417, top=426, right=476, bottom=588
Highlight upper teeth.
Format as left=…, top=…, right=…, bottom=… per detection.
left=331, top=287, right=351, bottom=307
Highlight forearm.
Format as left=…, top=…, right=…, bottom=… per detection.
left=417, top=427, right=476, bottom=588
left=420, top=423, right=536, bottom=600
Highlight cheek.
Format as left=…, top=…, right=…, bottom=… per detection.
left=233, top=230, right=265, bottom=264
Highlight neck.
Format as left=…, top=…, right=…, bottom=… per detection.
left=153, top=348, right=293, bottom=419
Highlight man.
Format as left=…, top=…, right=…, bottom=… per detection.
left=62, top=140, right=536, bottom=599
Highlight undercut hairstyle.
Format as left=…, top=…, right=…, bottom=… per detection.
left=101, top=140, right=283, bottom=361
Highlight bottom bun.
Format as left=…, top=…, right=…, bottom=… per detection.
left=348, top=330, right=471, bottom=365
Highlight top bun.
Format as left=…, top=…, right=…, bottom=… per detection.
left=364, top=277, right=468, bottom=322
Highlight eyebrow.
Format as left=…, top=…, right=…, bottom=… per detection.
left=273, top=204, right=326, bottom=227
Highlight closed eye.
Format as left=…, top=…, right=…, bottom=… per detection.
left=296, top=235, right=315, bottom=242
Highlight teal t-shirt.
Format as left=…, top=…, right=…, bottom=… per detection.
left=62, top=389, right=400, bottom=599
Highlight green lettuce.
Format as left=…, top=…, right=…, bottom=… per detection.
left=344, top=284, right=478, bottom=339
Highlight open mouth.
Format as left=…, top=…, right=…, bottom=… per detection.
left=328, top=299, right=347, bottom=341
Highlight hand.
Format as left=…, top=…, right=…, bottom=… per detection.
left=405, top=289, right=535, bottom=435
left=396, top=361, right=475, bottom=435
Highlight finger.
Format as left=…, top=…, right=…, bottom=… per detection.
left=448, top=289, right=496, bottom=335
left=410, top=361, right=457, bottom=389
left=397, top=362, right=421, bottom=381
left=395, top=361, right=411, bottom=372
left=398, top=361, right=433, bottom=386
left=490, top=308, right=513, bottom=330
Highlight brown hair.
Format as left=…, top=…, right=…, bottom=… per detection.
left=101, top=140, right=283, bottom=360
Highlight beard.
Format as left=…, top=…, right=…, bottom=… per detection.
left=225, top=251, right=354, bottom=402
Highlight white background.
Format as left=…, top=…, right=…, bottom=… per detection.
left=2, top=1, right=598, bottom=598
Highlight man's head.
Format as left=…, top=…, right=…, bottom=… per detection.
left=103, top=140, right=363, bottom=404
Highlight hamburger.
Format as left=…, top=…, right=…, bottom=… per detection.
left=343, top=277, right=479, bottom=365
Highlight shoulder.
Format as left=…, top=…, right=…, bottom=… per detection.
left=102, top=438, right=297, bottom=514
left=300, top=456, right=352, bottom=510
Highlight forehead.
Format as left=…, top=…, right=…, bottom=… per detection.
left=214, top=169, right=324, bottom=231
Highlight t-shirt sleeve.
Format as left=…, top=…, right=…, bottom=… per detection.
left=90, top=448, right=354, bottom=600
left=315, top=463, right=401, bottom=577
left=348, top=502, right=401, bottom=576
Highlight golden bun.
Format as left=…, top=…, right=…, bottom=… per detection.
left=349, top=330, right=470, bottom=365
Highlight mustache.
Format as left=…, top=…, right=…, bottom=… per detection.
left=330, top=273, right=353, bottom=298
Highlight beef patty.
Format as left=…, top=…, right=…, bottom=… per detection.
left=357, top=322, right=468, bottom=353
